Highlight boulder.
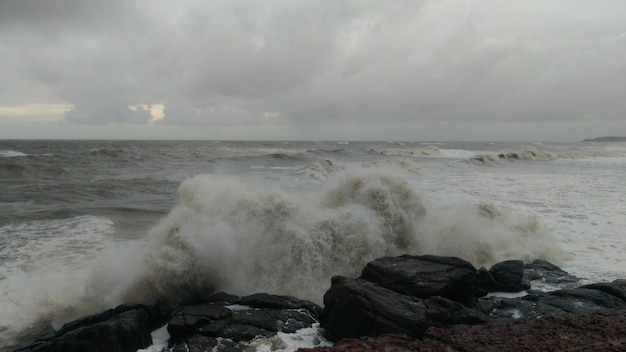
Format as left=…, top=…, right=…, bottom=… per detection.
left=13, top=303, right=168, bottom=352
left=359, top=255, right=482, bottom=303
left=322, top=276, right=487, bottom=340
left=478, top=260, right=529, bottom=293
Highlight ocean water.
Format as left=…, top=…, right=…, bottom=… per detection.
left=1, top=140, right=625, bottom=349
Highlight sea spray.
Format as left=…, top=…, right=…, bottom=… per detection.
left=1, top=165, right=566, bottom=348
left=111, top=167, right=565, bottom=306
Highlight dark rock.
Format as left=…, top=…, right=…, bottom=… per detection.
left=484, top=282, right=626, bottom=322
left=478, top=260, right=530, bottom=293
left=167, top=293, right=321, bottom=348
left=359, top=255, right=482, bottom=303
left=168, top=305, right=232, bottom=339
left=301, top=309, right=626, bottom=352
left=523, top=259, right=580, bottom=285
left=13, top=303, right=168, bottom=352
left=239, top=293, right=323, bottom=317
left=322, top=276, right=487, bottom=340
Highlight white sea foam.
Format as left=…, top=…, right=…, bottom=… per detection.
left=247, top=324, right=332, bottom=352
left=0, top=216, right=115, bottom=347
left=136, top=324, right=169, bottom=352
left=470, top=149, right=618, bottom=163
left=0, top=149, right=29, bottom=157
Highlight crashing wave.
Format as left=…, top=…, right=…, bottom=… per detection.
left=470, top=149, right=619, bottom=163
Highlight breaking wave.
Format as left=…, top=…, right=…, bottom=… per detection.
left=0, top=150, right=29, bottom=158
left=2, top=167, right=565, bottom=347
left=470, top=150, right=616, bottom=163
left=368, top=146, right=442, bottom=157
left=91, top=168, right=563, bottom=307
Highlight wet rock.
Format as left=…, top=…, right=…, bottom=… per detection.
left=322, top=276, right=487, bottom=340
left=523, top=259, right=580, bottom=285
left=484, top=280, right=626, bottom=322
left=359, top=255, right=482, bottom=303
left=12, top=303, right=168, bottom=352
left=478, top=260, right=530, bottom=293
left=167, top=293, right=321, bottom=351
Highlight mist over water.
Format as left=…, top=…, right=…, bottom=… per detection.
left=0, top=140, right=624, bottom=348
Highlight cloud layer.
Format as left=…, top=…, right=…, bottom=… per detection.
left=1, top=0, right=625, bottom=140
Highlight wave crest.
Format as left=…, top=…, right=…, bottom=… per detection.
left=108, top=169, right=564, bottom=306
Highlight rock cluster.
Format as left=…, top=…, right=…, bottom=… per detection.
left=13, top=293, right=322, bottom=352
left=167, top=293, right=322, bottom=351
left=322, top=255, right=626, bottom=340
left=303, top=309, right=626, bottom=351
left=11, top=255, right=626, bottom=352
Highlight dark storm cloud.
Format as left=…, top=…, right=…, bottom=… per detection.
left=1, top=0, right=626, bottom=140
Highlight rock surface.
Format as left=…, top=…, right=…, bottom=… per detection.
left=482, top=279, right=626, bottom=322
left=300, top=309, right=626, bottom=351
left=12, top=303, right=168, bottom=352
left=167, top=292, right=322, bottom=351
left=360, top=255, right=482, bottom=303
left=12, top=256, right=626, bottom=352
left=322, top=276, right=487, bottom=340
left=478, top=259, right=529, bottom=292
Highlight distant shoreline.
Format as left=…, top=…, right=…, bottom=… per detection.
left=583, top=136, right=626, bottom=142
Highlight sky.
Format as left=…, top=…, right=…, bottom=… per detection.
left=1, top=0, right=625, bottom=141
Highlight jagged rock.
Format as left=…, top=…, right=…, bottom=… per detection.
left=359, top=255, right=482, bottom=303
left=12, top=303, right=168, bottom=352
left=167, top=293, right=321, bottom=350
left=168, top=305, right=233, bottom=339
left=523, top=259, right=580, bottom=285
left=322, top=276, right=487, bottom=340
left=238, top=293, right=323, bottom=317
left=483, top=280, right=626, bottom=322
left=478, top=260, right=530, bottom=293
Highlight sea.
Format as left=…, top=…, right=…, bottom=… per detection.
left=1, top=140, right=625, bottom=350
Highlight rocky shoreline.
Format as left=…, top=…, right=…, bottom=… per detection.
left=11, top=255, right=626, bottom=352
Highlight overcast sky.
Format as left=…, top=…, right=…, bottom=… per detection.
left=1, top=0, right=625, bottom=141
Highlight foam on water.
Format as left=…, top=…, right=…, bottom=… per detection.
left=469, top=148, right=622, bottom=164
left=0, top=149, right=29, bottom=157
left=0, top=216, right=115, bottom=347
